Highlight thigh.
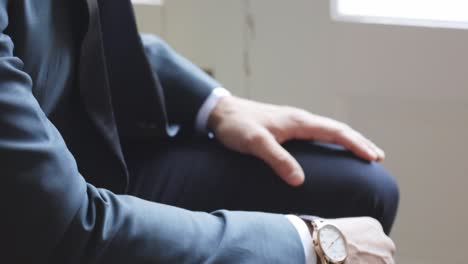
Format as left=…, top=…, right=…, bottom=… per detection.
left=126, top=138, right=399, bottom=233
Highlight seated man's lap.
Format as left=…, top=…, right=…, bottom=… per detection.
left=126, top=138, right=399, bottom=234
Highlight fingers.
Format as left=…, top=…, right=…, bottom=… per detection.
left=349, top=131, right=385, bottom=161
left=357, top=135, right=385, bottom=161
left=364, top=137, right=385, bottom=161
left=335, top=131, right=378, bottom=161
left=290, top=112, right=385, bottom=161
left=247, top=130, right=305, bottom=186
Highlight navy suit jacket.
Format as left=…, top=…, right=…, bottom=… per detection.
left=0, top=0, right=304, bottom=263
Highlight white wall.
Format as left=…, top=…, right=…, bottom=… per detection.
left=134, top=1, right=468, bottom=263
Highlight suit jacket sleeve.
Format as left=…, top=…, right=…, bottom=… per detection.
left=141, top=34, right=221, bottom=131
left=0, top=3, right=304, bottom=263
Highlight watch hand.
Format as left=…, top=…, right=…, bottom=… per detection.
left=328, top=236, right=340, bottom=249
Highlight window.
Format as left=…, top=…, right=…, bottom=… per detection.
left=131, top=0, right=164, bottom=5
left=332, top=0, right=468, bottom=29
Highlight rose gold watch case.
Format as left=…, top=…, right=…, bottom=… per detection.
left=312, top=221, right=349, bottom=264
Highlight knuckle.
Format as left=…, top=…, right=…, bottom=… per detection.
left=264, top=119, right=278, bottom=131
left=289, top=109, right=308, bottom=126
left=332, top=123, right=349, bottom=137
left=246, top=131, right=265, bottom=145
left=295, top=108, right=310, bottom=117
left=243, top=131, right=267, bottom=152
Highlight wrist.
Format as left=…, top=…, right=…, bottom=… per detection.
left=207, top=95, right=236, bottom=132
left=196, top=88, right=231, bottom=133
left=299, top=216, right=349, bottom=264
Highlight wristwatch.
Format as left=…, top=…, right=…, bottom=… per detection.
left=300, top=216, right=348, bottom=264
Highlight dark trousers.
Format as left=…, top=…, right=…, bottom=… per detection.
left=125, top=138, right=399, bottom=234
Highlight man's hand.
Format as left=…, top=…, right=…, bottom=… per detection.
left=325, top=217, right=396, bottom=264
left=208, top=96, right=385, bottom=186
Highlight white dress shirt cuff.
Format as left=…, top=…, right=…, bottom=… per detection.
left=285, top=215, right=317, bottom=264
left=195, top=87, right=231, bottom=133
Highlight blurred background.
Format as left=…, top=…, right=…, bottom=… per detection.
left=132, top=1, right=468, bottom=263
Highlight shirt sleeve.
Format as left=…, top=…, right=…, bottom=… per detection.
left=195, top=87, right=231, bottom=133
left=286, top=215, right=318, bottom=264
left=141, top=34, right=222, bottom=131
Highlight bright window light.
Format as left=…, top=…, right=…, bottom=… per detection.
left=131, top=0, right=163, bottom=5
left=332, top=0, right=468, bottom=29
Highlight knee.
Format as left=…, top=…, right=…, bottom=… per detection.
left=354, top=162, right=400, bottom=233
left=365, top=163, right=399, bottom=206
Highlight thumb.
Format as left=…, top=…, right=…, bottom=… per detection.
left=249, top=131, right=305, bottom=186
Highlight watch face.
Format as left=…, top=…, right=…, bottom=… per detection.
left=318, top=224, right=347, bottom=262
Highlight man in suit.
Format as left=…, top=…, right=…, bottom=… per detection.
left=0, top=0, right=398, bottom=263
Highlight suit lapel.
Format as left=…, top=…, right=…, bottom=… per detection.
left=97, top=0, right=169, bottom=139
left=79, top=0, right=129, bottom=185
